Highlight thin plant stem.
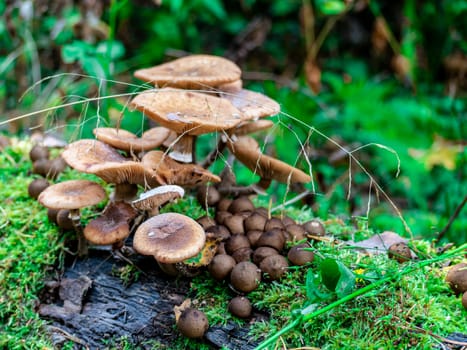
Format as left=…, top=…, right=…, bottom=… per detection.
left=254, top=244, right=467, bottom=350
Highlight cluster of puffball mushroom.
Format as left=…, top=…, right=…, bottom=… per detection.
left=27, top=54, right=318, bottom=338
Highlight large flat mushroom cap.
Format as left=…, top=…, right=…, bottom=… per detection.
left=131, top=88, right=242, bottom=135
left=133, top=213, right=206, bottom=263
left=38, top=180, right=107, bottom=210
left=222, top=89, right=280, bottom=120
left=62, top=139, right=127, bottom=172
left=228, top=136, right=311, bottom=184
left=134, top=55, right=241, bottom=89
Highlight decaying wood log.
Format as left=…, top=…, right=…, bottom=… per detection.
left=38, top=251, right=259, bottom=349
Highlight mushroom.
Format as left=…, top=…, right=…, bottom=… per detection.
left=84, top=201, right=137, bottom=251
left=38, top=180, right=107, bottom=256
left=134, top=54, right=241, bottom=90
left=230, top=261, right=261, bottom=293
left=176, top=307, right=209, bottom=339
left=141, top=150, right=220, bottom=187
left=133, top=213, right=206, bottom=274
left=131, top=185, right=185, bottom=217
left=28, top=178, right=50, bottom=199
left=93, top=126, right=171, bottom=157
left=287, top=243, right=315, bottom=266
left=228, top=296, right=252, bottom=318
left=208, top=254, right=236, bottom=281
left=259, top=254, right=289, bottom=281
left=62, top=139, right=160, bottom=201
left=227, top=136, right=311, bottom=190
left=131, top=88, right=242, bottom=163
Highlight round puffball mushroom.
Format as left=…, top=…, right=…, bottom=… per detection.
left=388, top=242, right=412, bottom=263
left=287, top=243, right=314, bottom=266
left=176, top=308, right=209, bottom=339
left=208, top=254, right=236, bottom=281
left=446, top=263, right=467, bottom=295
left=260, top=254, right=289, bottom=281
left=230, top=261, right=261, bottom=293
left=228, top=296, right=252, bottom=318
left=28, top=178, right=50, bottom=199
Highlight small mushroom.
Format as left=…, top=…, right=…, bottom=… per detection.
left=131, top=185, right=184, bottom=217
left=303, top=219, right=326, bottom=237
left=84, top=201, right=137, bottom=250
left=388, top=242, right=412, bottom=263
left=260, top=254, right=289, bottom=281
left=445, top=263, right=467, bottom=295
left=228, top=296, right=252, bottom=318
left=228, top=196, right=255, bottom=214
left=256, top=229, right=286, bottom=252
left=28, top=178, right=50, bottom=199
left=208, top=254, right=236, bottom=281
left=29, top=144, right=50, bottom=162
left=197, top=185, right=221, bottom=207
left=230, top=261, right=261, bottom=293
left=221, top=89, right=280, bottom=121
left=225, top=235, right=250, bottom=256
left=244, top=213, right=267, bottom=232
left=133, top=213, right=206, bottom=273
left=176, top=307, right=209, bottom=339
left=252, top=246, right=279, bottom=266
left=38, top=180, right=107, bottom=256
left=287, top=243, right=314, bottom=266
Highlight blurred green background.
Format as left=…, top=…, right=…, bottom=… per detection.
left=0, top=0, right=465, bottom=243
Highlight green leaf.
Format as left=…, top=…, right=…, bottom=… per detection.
left=61, top=41, right=92, bottom=63
left=320, top=258, right=355, bottom=297
left=201, top=0, right=226, bottom=19
left=96, top=40, right=125, bottom=60
left=315, top=0, right=346, bottom=15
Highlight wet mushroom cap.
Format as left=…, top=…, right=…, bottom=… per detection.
left=133, top=213, right=206, bottom=264
left=131, top=88, right=242, bottom=135
left=134, top=54, right=241, bottom=89
left=38, top=180, right=107, bottom=210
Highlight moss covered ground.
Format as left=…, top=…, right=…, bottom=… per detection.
left=0, top=137, right=466, bottom=350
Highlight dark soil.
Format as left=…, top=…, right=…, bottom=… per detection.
left=38, top=249, right=259, bottom=349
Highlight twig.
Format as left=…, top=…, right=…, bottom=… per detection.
left=254, top=244, right=467, bottom=350
left=436, top=193, right=467, bottom=242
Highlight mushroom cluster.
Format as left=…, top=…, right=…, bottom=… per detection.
left=195, top=193, right=324, bottom=318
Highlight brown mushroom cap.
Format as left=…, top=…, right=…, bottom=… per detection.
left=133, top=213, right=206, bottom=264
left=227, top=136, right=311, bottom=185
left=93, top=127, right=170, bottom=153
left=233, top=119, right=274, bottom=136
left=228, top=296, right=252, bottom=318
left=62, top=139, right=127, bottom=172
left=131, top=88, right=242, bottom=136
left=131, top=185, right=185, bottom=212
left=222, top=89, right=280, bottom=121
left=62, top=139, right=161, bottom=187
left=84, top=202, right=137, bottom=245
left=38, top=180, right=106, bottom=210
left=134, top=54, right=241, bottom=89
left=445, top=263, right=467, bottom=295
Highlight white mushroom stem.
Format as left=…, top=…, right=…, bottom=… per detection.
left=168, top=134, right=196, bottom=163
left=68, top=209, right=88, bottom=257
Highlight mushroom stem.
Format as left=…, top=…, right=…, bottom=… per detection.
left=168, top=134, right=196, bottom=163
left=68, top=209, right=88, bottom=257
